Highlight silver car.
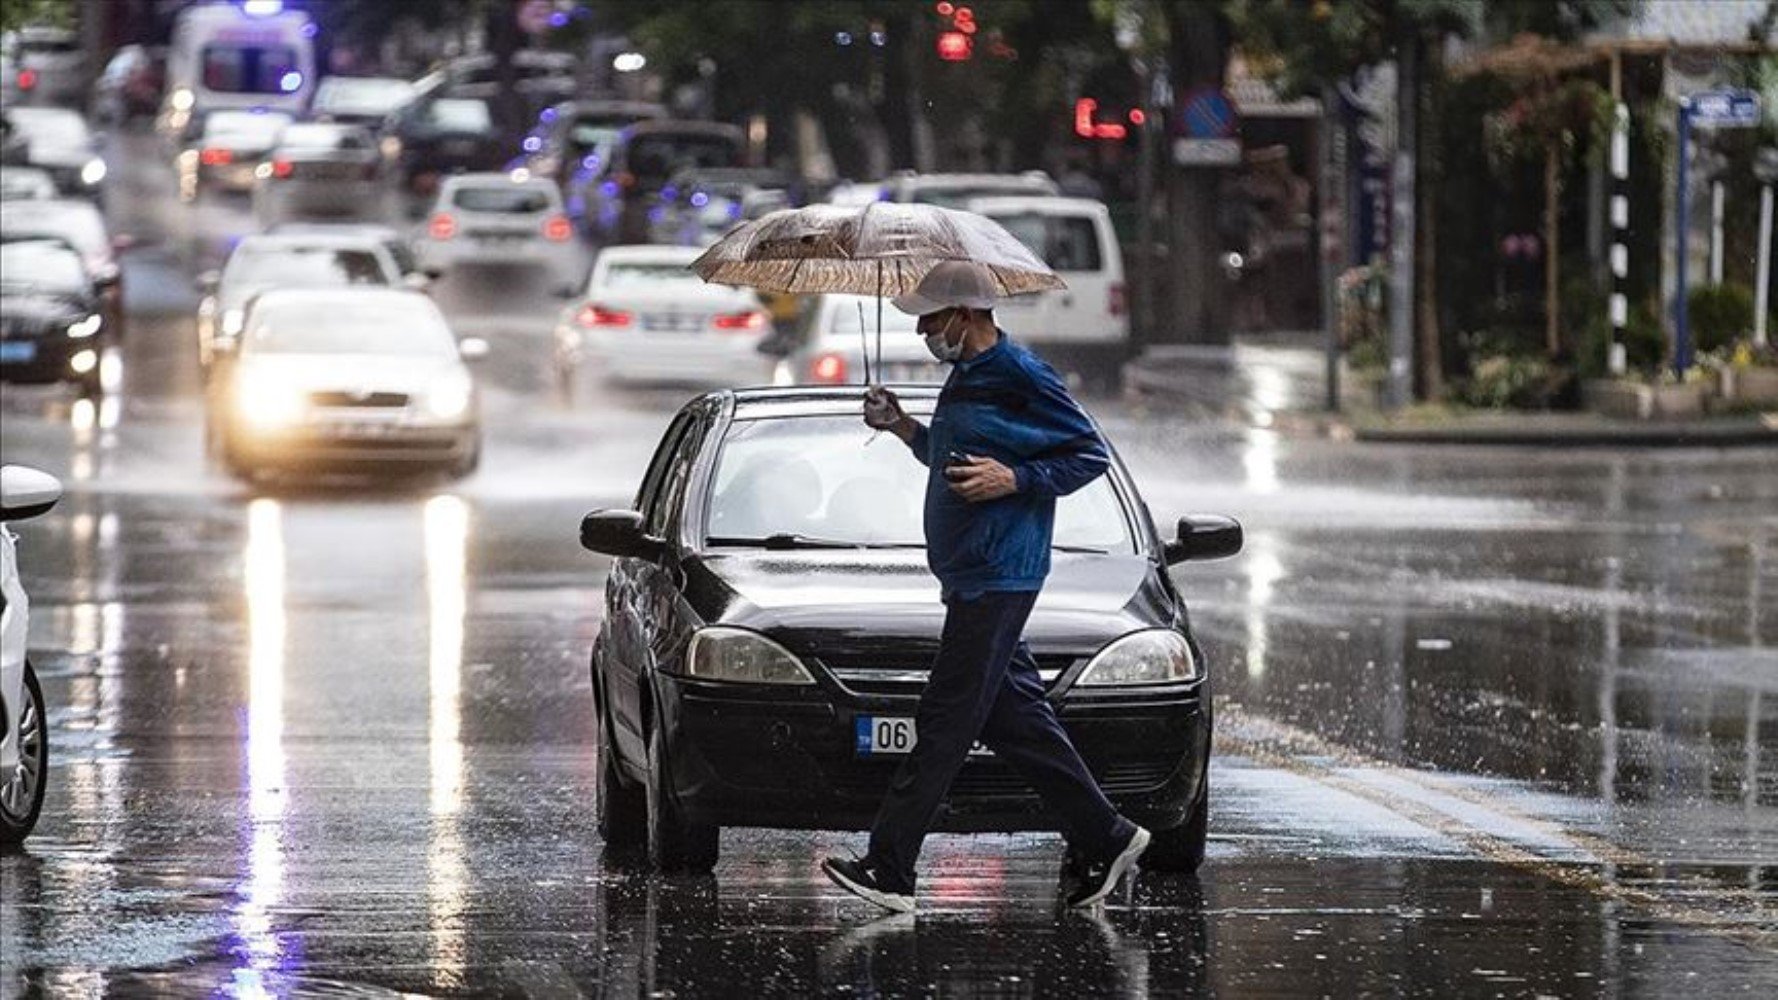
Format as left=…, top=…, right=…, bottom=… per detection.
left=251, top=122, right=384, bottom=225
left=197, top=233, right=402, bottom=369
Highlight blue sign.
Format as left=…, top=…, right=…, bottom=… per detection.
left=1179, top=88, right=1238, bottom=140
left=1686, top=89, right=1761, bottom=129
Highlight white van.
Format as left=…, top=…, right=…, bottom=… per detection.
left=966, top=195, right=1128, bottom=387
left=161, top=2, right=315, bottom=138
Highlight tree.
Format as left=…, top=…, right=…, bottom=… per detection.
left=0, top=0, right=71, bottom=33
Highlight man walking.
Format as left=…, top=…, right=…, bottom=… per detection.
left=821, top=261, right=1149, bottom=913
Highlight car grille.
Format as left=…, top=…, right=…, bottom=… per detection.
left=310, top=390, right=409, bottom=408
left=0, top=315, right=62, bottom=339
left=818, top=653, right=1080, bottom=695
left=826, top=758, right=1177, bottom=798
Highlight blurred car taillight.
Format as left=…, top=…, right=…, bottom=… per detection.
left=428, top=213, right=457, bottom=240
left=541, top=214, right=572, bottom=242
left=270, top=158, right=294, bottom=179
left=712, top=310, right=767, bottom=332
left=199, top=147, right=233, bottom=166
left=17, top=68, right=37, bottom=91
left=575, top=304, right=632, bottom=328
left=1108, top=282, right=1126, bottom=318
left=811, top=353, right=847, bottom=384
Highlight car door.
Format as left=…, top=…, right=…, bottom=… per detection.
left=632, top=407, right=712, bottom=730
left=605, top=410, right=692, bottom=763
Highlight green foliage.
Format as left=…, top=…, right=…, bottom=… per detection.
left=1232, top=0, right=1481, bottom=97
left=1687, top=283, right=1755, bottom=354
left=1483, top=77, right=1615, bottom=168
left=1574, top=300, right=1667, bottom=377
left=1458, top=354, right=1561, bottom=408
left=0, top=0, right=71, bottom=32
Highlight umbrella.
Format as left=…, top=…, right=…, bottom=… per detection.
left=690, top=201, right=1064, bottom=383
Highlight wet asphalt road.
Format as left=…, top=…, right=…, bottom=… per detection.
left=1, top=130, right=1775, bottom=998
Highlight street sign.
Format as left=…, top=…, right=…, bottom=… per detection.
left=1686, top=89, right=1761, bottom=129
left=1172, top=138, right=1241, bottom=167
left=1178, top=87, right=1238, bottom=140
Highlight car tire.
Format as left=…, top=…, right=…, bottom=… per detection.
left=1142, top=769, right=1208, bottom=873
left=596, top=693, right=646, bottom=850
left=644, top=721, right=718, bottom=873
left=0, top=662, right=49, bottom=846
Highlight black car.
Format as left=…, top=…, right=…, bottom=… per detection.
left=571, top=120, right=746, bottom=244
left=516, top=99, right=667, bottom=191
left=579, top=387, right=1241, bottom=872
left=0, top=239, right=108, bottom=395
left=384, top=95, right=510, bottom=195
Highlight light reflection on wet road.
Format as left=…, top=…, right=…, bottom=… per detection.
left=0, top=130, right=1774, bottom=997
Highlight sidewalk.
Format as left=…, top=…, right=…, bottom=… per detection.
left=1123, top=342, right=1778, bottom=447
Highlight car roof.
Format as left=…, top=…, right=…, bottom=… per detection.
left=233, top=233, right=389, bottom=254
left=966, top=195, right=1109, bottom=216
left=269, top=222, right=400, bottom=240
left=719, top=385, right=942, bottom=420
left=595, top=245, right=703, bottom=265
left=252, top=286, right=431, bottom=310
left=442, top=171, right=556, bottom=190
left=625, top=120, right=745, bottom=141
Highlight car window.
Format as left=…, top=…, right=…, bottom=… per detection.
left=424, top=99, right=491, bottom=133
left=451, top=186, right=554, bottom=213
left=202, top=44, right=301, bottom=95
left=245, top=297, right=456, bottom=357
left=636, top=413, right=694, bottom=521
left=989, top=213, right=1104, bottom=272
left=706, top=415, right=1133, bottom=551
left=224, top=246, right=392, bottom=288
left=627, top=134, right=741, bottom=182
left=650, top=413, right=710, bottom=538
left=595, top=261, right=701, bottom=288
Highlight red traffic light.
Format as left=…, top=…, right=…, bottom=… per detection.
left=1074, top=98, right=1127, bottom=140
left=937, top=31, right=972, bottom=61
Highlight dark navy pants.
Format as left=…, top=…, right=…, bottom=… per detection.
left=865, top=590, right=1132, bottom=890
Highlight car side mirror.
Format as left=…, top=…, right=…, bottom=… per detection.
left=195, top=270, right=220, bottom=293
left=458, top=337, right=489, bottom=361
left=1163, top=515, right=1243, bottom=566
left=0, top=465, right=63, bottom=522
left=580, top=509, right=665, bottom=560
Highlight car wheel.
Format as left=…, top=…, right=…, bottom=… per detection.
left=1142, top=768, right=1208, bottom=873
left=644, top=721, right=718, bottom=873
left=0, top=662, right=49, bottom=846
left=596, top=689, right=646, bottom=850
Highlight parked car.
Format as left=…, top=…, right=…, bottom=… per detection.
left=0, top=239, right=109, bottom=396
left=518, top=99, right=667, bottom=191
left=207, top=288, right=485, bottom=480
left=91, top=44, right=166, bottom=124
left=309, top=75, right=415, bottom=127
left=413, top=172, right=576, bottom=284
left=767, top=293, right=942, bottom=387
left=0, top=198, right=126, bottom=337
left=251, top=122, right=383, bottom=225
left=2, top=107, right=106, bottom=198
left=648, top=167, right=798, bottom=247
left=383, top=96, right=508, bottom=195
left=2, top=464, right=64, bottom=845
left=552, top=245, right=773, bottom=390
left=7, top=27, right=84, bottom=107
left=578, top=386, right=1239, bottom=871
left=884, top=171, right=1058, bottom=207
left=966, top=195, right=1128, bottom=388
left=0, top=167, right=58, bottom=202
left=177, top=109, right=291, bottom=201
left=197, top=232, right=402, bottom=370
left=571, top=120, right=746, bottom=244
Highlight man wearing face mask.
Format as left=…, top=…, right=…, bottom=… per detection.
left=822, top=261, right=1148, bottom=913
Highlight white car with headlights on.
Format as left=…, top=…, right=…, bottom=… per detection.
left=196, top=232, right=403, bottom=371
left=552, top=244, right=774, bottom=391
left=207, top=288, right=485, bottom=481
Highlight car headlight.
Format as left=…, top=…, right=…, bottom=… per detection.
left=221, top=309, right=245, bottom=337
left=681, top=626, right=814, bottom=685
left=66, top=314, right=102, bottom=339
left=170, top=87, right=194, bottom=111
left=426, top=373, right=473, bottom=419
left=380, top=135, right=402, bottom=160
left=236, top=370, right=306, bottom=429
left=1076, top=629, right=1198, bottom=686
left=80, top=158, right=107, bottom=186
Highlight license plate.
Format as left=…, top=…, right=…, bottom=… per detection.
left=855, top=716, right=991, bottom=758
left=0, top=341, right=37, bottom=364
left=324, top=422, right=393, bottom=439
left=641, top=314, right=704, bottom=333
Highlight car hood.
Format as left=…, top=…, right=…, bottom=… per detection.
left=686, top=548, right=1171, bottom=658
left=239, top=353, right=466, bottom=395
left=24, top=144, right=94, bottom=169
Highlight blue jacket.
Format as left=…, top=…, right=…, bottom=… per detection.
left=904, top=331, right=1110, bottom=597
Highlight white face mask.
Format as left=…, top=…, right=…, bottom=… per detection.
left=923, top=311, right=964, bottom=363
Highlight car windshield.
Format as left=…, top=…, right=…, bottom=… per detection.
left=0, top=203, right=106, bottom=259
left=425, top=99, right=492, bottom=133
left=629, top=134, right=741, bottom=182
left=0, top=242, right=88, bottom=293
left=315, top=77, right=413, bottom=114
left=988, top=213, right=1104, bottom=271
left=224, top=246, right=390, bottom=289
left=246, top=298, right=456, bottom=356
left=706, top=416, right=1133, bottom=550
left=452, top=185, right=554, bottom=213
left=201, top=43, right=300, bottom=95
left=278, top=124, right=370, bottom=151
left=596, top=261, right=700, bottom=288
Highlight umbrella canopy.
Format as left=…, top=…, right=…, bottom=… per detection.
left=690, top=201, right=1065, bottom=298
